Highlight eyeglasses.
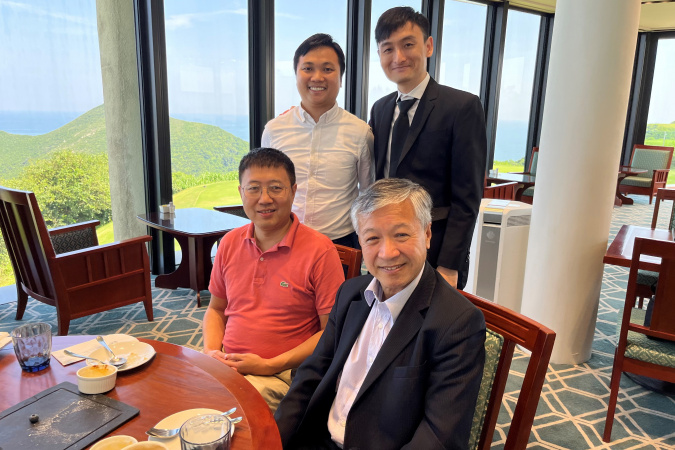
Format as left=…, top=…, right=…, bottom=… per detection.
left=242, top=184, right=288, bottom=199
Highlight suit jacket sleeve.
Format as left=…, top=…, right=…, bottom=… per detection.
left=403, top=304, right=485, bottom=450
left=439, top=95, right=487, bottom=270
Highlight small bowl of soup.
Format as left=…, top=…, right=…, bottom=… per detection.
left=76, top=364, right=118, bottom=394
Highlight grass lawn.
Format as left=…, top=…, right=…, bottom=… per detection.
left=493, top=160, right=526, bottom=173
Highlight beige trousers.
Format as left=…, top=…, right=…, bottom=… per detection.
left=244, top=369, right=293, bottom=413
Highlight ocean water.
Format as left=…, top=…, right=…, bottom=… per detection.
left=0, top=110, right=251, bottom=142
left=494, top=120, right=530, bottom=162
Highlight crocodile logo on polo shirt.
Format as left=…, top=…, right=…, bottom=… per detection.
left=280, top=281, right=289, bottom=288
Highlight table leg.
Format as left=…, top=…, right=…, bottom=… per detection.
left=188, top=235, right=222, bottom=307
left=616, top=174, right=633, bottom=206
left=154, top=234, right=191, bottom=290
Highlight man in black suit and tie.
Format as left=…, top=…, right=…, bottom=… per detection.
left=369, top=7, right=487, bottom=290
left=275, top=178, right=486, bottom=449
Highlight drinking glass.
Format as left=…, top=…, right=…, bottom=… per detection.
left=179, top=414, right=232, bottom=450
left=11, top=322, right=52, bottom=372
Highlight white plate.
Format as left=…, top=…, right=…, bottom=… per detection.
left=87, top=340, right=156, bottom=372
left=147, top=408, right=235, bottom=450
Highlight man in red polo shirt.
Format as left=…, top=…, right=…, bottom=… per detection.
left=203, top=147, right=345, bottom=412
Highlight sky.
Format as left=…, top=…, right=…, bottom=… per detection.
left=0, top=0, right=673, bottom=127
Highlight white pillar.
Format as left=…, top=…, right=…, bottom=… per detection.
left=96, top=0, right=147, bottom=241
left=520, top=0, right=641, bottom=364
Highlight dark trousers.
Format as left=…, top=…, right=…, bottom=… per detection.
left=332, top=231, right=360, bottom=250
left=429, top=220, right=470, bottom=290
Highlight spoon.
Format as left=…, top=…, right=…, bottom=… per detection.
left=64, top=349, right=109, bottom=365
left=96, top=336, right=127, bottom=366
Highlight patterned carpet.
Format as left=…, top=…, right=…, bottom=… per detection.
left=1, top=194, right=674, bottom=449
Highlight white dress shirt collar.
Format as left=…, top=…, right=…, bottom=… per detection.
left=397, top=73, right=430, bottom=103
left=364, top=263, right=426, bottom=322
left=296, top=102, right=340, bottom=125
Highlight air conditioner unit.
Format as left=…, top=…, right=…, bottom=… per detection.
left=469, top=199, right=532, bottom=313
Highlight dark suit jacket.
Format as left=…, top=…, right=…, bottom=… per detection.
left=369, top=78, right=487, bottom=277
left=275, top=264, right=486, bottom=450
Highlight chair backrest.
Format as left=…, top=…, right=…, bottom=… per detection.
left=651, top=188, right=675, bottom=231
left=461, top=291, right=556, bottom=450
left=0, top=186, right=57, bottom=300
left=623, top=238, right=675, bottom=338
left=483, top=181, right=518, bottom=200
left=630, top=144, right=674, bottom=179
left=528, top=147, right=539, bottom=175
left=213, top=204, right=248, bottom=219
left=334, top=244, right=362, bottom=279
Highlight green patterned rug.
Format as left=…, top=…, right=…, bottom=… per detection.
left=1, top=194, right=674, bottom=449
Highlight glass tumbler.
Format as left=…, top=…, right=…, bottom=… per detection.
left=180, top=414, right=232, bottom=450
left=11, top=322, right=52, bottom=372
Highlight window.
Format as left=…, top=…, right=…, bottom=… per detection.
left=274, top=0, right=348, bottom=117
left=438, top=0, right=487, bottom=96
left=164, top=0, right=249, bottom=208
left=366, top=0, right=421, bottom=119
left=0, top=0, right=109, bottom=287
left=493, top=10, right=541, bottom=172
left=645, top=37, right=675, bottom=184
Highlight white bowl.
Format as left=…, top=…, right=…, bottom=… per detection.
left=124, top=442, right=169, bottom=450
left=76, top=364, right=118, bottom=394
left=90, top=435, right=138, bottom=450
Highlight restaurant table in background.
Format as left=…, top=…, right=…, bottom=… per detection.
left=615, top=166, right=648, bottom=207
left=486, top=173, right=536, bottom=201
left=0, top=336, right=281, bottom=449
left=137, top=208, right=250, bottom=306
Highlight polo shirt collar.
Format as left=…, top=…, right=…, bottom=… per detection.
left=296, top=102, right=340, bottom=125
left=397, top=73, right=430, bottom=102
left=364, top=263, right=426, bottom=322
left=245, top=212, right=300, bottom=252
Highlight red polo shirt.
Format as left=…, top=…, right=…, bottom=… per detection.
left=208, top=213, right=344, bottom=359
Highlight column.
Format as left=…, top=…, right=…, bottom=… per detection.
left=519, top=0, right=641, bottom=364
left=96, top=0, right=147, bottom=241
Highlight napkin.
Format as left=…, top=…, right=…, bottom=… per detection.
left=0, top=332, right=11, bottom=349
left=52, top=334, right=139, bottom=366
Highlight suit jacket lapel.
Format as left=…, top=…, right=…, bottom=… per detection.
left=376, top=95, right=397, bottom=179
left=352, top=265, right=437, bottom=406
left=395, top=78, right=439, bottom=174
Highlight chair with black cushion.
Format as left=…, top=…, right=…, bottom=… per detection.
left=603, top=237, right=675, bottom=442
left=213, top=204, right=247, bottom=219
left=511, top=147, right=539, bottom=204
left=634, top=188, right=675, bottom=308
left=461, top=291, right=556, bottom=450
left=0, top=186, right=153, bottom=335
left=619, top=144, right=674, bottom=204
left=334, top=244, right=362, bottom=279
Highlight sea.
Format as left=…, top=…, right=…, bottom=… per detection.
left=0, top=110, right=250, bottom=142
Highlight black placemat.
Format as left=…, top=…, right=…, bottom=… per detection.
left=0, top=381, right=139, bottom=450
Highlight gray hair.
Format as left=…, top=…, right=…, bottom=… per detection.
left=350, top=178, right=432, bottom=235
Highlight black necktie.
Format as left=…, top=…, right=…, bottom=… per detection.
left=389, top=99, right=416, bottom=178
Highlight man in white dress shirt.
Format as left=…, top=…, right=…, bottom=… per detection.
left=261, top=34, right=374, bottom=248
left=275, top=178, right=486, bottom=450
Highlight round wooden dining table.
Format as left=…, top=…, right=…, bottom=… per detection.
left=0, top=336, right=281, bottom=449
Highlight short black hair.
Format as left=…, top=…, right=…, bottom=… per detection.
left=238, top=148, right=296, bottom=186
left=375, top=7, right=430, bottom=44
left=293, top=33, right=346, bottom=78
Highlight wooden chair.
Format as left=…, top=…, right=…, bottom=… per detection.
left=213, top=204, right=247, bottom=219
left=603, top=237, right=675, bottom=442
left=635, top=188, right=675, bottom=307
left=483, top=180, right=518, bottom=200
left=619, top=144, right=674, bottom=204
left=461, top=291, right=556, bottom=450
left=512, top=147, right=539, bottom=204
left=334, top=244, right=362, bottom=279
left=0, top=186, right=153, bottom=335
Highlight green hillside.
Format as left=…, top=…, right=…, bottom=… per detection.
left=0, top=105, right=250, bottom=179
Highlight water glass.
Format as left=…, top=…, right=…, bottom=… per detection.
left=11, top=322, right=52, bottom=372
left=180, top=414, right=232, bottom=450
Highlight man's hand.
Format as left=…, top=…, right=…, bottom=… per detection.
left=437, top=266, right=458, bottom=289
left=222, top=353, right=277, bottom=376
left=204, top=349, right=229, bottom=364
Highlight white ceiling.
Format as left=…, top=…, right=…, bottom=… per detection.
left=508, top=0, right=675, bottom=31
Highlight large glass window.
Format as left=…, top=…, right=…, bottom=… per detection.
left=493, top=10, right=541, bottom=172
left=164, top=0, right=249, bottom=208
left=645, top=38, right=675, bottom=185
left=438, top=0, right=487, bottom=96
left=366, top=0, right=421, bottom=119
left=274, top=0, right=348, bottom=117
left=0, top=0, right=109, bottom=288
